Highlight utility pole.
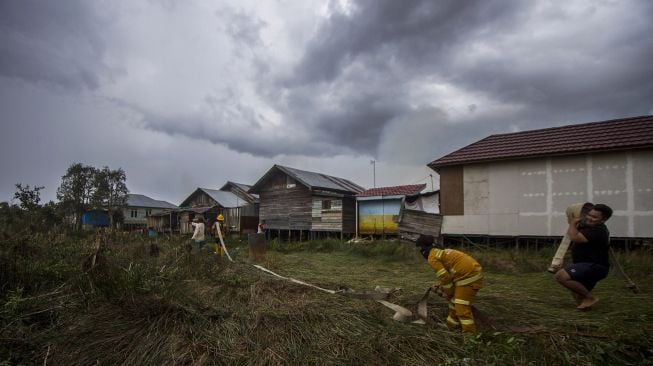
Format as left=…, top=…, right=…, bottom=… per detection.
left=370, top=160, right=376, bottom=188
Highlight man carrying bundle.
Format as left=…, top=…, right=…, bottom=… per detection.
left=416, top=235, right=483, bottom=333
left=554, top=203, right=613, bottom=310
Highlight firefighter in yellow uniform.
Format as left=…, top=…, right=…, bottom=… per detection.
left=213, top=214, right=225, bottom=256
left=416, top=235, right=483, bottom=333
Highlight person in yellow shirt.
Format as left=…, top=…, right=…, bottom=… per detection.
left=416, top=235, right=483, bottom=333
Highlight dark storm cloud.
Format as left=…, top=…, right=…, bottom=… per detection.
left=2, top=0, right=651, bottom=203
left=445, top=1, right=653, bottom=131
left=287, top=0, right=527, bottom=86
left=311, top=92, right=408, bottom=155
left=269, top=0, right=531, bottom=157
left=271, top=0, right=653, bottom=160
left=0, top=0, right=115, bottom=91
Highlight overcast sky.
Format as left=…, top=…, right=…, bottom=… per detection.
left=1, top=0, right=652, bottom=205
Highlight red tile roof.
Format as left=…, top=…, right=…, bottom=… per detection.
left=428, top=115, right=653, bottom=170
left=357, top=184, right=426, bottom=197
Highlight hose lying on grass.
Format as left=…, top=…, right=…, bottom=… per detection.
left=252, top=264, right=440, bottom=325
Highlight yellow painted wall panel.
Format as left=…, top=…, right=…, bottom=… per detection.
left=359, top=215, right=398, bottom=234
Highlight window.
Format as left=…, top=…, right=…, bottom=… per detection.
left=146, top=209, right=152, bottom=217
left=131, top=210, right=138, bottom=218
left=322, top=200, right=331, bottom=210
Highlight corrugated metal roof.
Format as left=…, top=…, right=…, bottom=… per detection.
left=220, top=181, right=259, bottom=201
left=250, top=164, right=365, bottom=194
left=277, top=165, right=365, bottom=193
left=231, top=182, right=251, bottom=192
left=428, top=115, right=653, bottom=170
left=357, top=184, right=426, bottom=197
left=199, top=188, right=248, bottom=208
left=127, top=194, right=177, bottom=209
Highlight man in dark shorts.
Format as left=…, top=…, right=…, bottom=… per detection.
left=555, top=203, right=613, bottom=310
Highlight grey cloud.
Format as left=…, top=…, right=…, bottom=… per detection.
left=261, top=0, right=532, bottom=159
left=216, top=6, right=266, bottom=49
left=441, top=1, right=653, bottom=130
left=2, top=0, right=652, bottom=205
left=266, top=0, right=652, bottom=162
left=379, top=107, right=513, bottom=165
left=312, top=93, right=408, bottom=156
left=452, top=35, right=653, bottom=115
left=0, top=1, right=114, bottom=90
left=113, top=95, right=349, bottom=158
left=286, top=0, right=528, bottom=86
left=116, top=0, right=651, bottom=165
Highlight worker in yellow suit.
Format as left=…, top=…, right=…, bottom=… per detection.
left=416, top=235, right=483, bottom=333
left=213, top=213, right=225, bottom=256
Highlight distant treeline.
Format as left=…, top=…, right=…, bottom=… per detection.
left=1, top=163, right=128, bottom=236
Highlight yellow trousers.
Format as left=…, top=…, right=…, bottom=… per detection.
left=446, top=279, right=482, bottom=333
left=214, top=243, right=224, bottom=256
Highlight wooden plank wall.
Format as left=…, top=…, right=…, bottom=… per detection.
left=187, top=192, right=217, bottom=207
left=223, top=204, right=259, bottom=234
left=259, top=183, right=313, bottom=230
left=240, top=216, right=259, bottom=234
left=240, top=203, right=259, bottom=216
left=147, top=215, right=178, bottom=232
left=398, top=209, right=443, bottom=238
left=341, top=196, right=357, bottom=233
left=311, top=197, right=343, bottom=231
left=179, top=212, right=193, bottom=234
left=224, top=207, right=241, bottom=233
left=258, top=171, right=358, bottom=234
left=439, top=166, right=464, bottom=215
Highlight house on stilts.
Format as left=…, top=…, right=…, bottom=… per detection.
left=428, top=115, right=653, bottom=249
left=249, top=164, right=364, bottom=241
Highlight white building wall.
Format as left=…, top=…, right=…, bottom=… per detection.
left=442, top=149, right=653, bottom=238
left=123, top=207, right=171, bottom=225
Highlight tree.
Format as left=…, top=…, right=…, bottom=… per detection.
left=3, top=184, right=63, bottom=234
left=92, top=166, right=129, bottom=230
left=39, top=200, right=63, bottom=231
left=56, top=163, right=98, bottom=230
left=0, top=201, right=24, bottom=237
left=13, top=183, right=44, bottom=212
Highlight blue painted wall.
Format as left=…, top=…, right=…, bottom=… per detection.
left=358, top=199, right=402, bottom=234
left=82, top=211, right=109, bottom=227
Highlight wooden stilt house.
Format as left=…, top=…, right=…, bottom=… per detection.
left=178, top=188, right=250, bottom=235
left=428, top=115, right=653, bottom=247
left=219, top=181, right=260, bottom=235
left=248, top=164, right=365, bottom=241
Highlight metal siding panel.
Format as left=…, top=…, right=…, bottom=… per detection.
left=444, top=151, right=653, bottom=238
left=358, top=199, right=402, bottom=234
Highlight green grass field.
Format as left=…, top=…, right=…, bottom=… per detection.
left=1, top=234, right=651, bottom=365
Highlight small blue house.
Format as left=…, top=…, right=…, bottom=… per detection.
left=81, top=210, right=109, bottom=228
